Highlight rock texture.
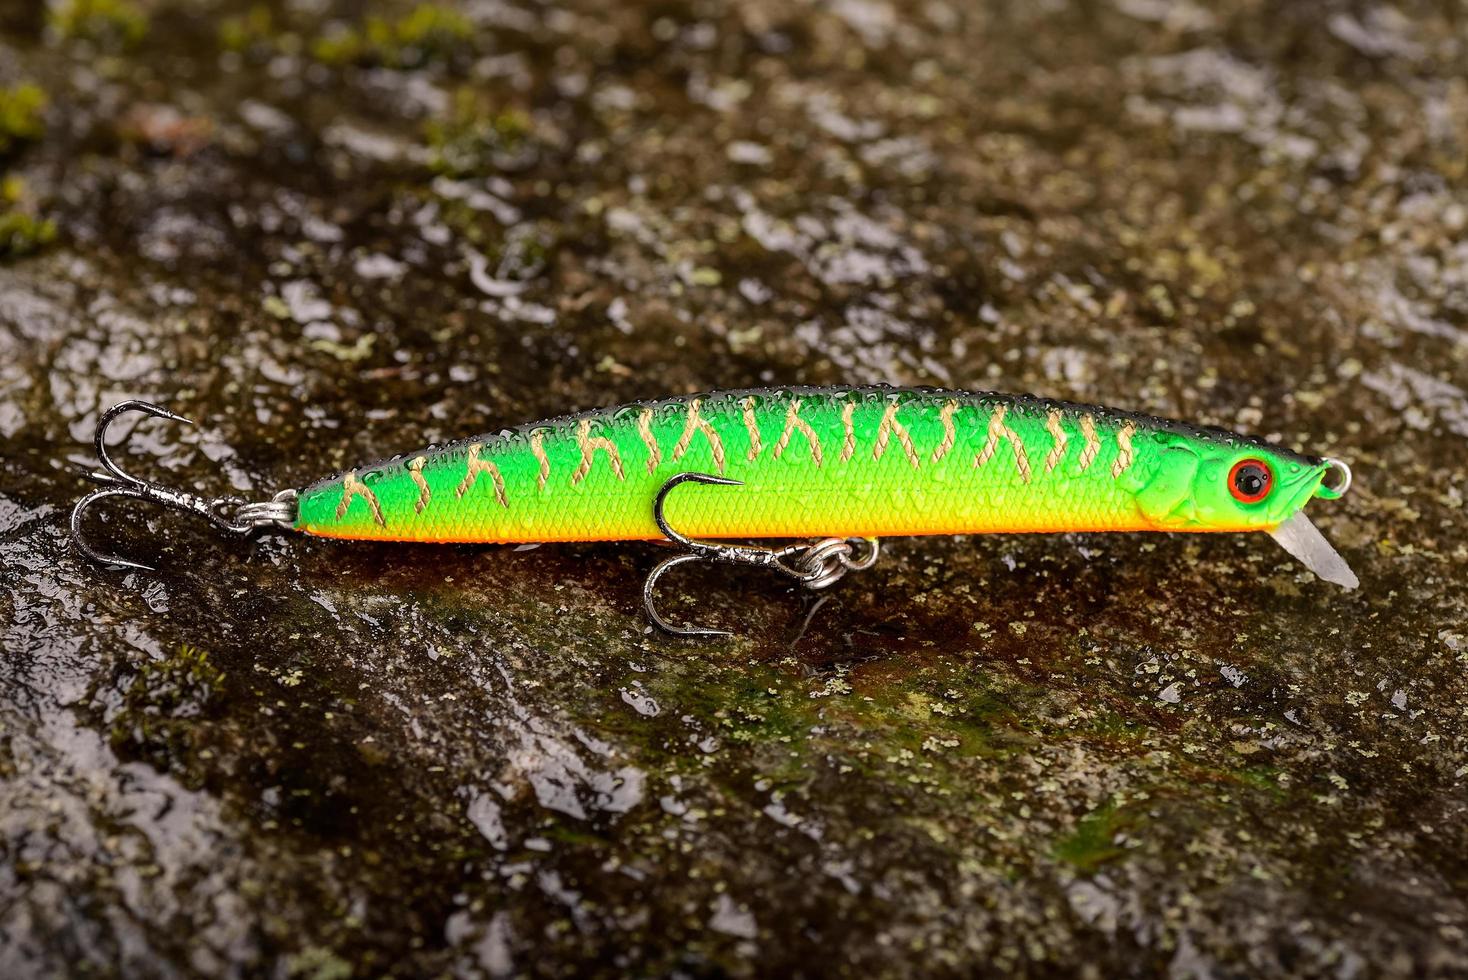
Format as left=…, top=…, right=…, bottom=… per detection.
left=1, top=1, right=1465, bottom=976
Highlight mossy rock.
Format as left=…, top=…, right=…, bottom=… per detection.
left=48, top=0, right=149, bottom=49
left=312, top=3, right=475, bottom=70
left=0, top=83, right=46, bottom=155
left=0, top=177, right=55, bottom=259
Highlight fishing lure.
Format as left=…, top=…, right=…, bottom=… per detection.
left=71, top=386, right=1356, bottom=637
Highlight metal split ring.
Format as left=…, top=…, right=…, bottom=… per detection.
left=1320, top=456, right=1353, bottom=497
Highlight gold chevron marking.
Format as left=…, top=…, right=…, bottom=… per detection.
left=1012, top=431, right=1032, bottom=483
left=1112, top=421, right=1136, bottom=478
left=530, top=430, right=550, bottom=489
left=840, top=401, right=856, bottom=462
left=974, top=404, right=1031, bottom=483
left=707, top=425, right=726, bottom=472
left=1044, top=410, right=1068, bottom=473
left=931, top=399, right=958, bottom=462
left=408, top=456, right=431, bottom=513
left=671, top=398, right=726, bottom=473
left=974, top=405, right=1003, bottom=467
left=337, top=470, right=385, bottom=527
left=874, top=402, right=920, bottom=468
left=573, top=417, right=625, bottom=484
left=743, top=397, right=762, bottom=461
left=456, top=443, right=508, bottom=508
left=773, top=398, right=823, bottom=466
left=1078, top=414, right=1100, bottom=472
left=671, top=400, right=700, bottom=459
left=637, top=407, right=661, bottom=473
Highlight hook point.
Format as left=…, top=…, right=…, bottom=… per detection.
left=106, top=399, right=195, bottom=427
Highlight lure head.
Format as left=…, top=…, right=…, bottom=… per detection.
left=1136, top=434, right=1344, bottom=531
left=1135, top=430, right=1357, bottom=588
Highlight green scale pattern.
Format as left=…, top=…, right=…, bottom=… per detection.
left=294, top=386, right=1333, bottom=543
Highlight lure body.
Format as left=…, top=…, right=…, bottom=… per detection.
left=294, top=386, right=1342, bottom=545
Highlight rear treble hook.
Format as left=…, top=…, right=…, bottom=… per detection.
left=70, top=400, right=298, bottom=571
left=643, top=472, right=879, bottom=638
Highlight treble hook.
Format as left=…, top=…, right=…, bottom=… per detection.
left=70, top=400, right=298, bottom=571
left=643, top=472, right=880, bottom=638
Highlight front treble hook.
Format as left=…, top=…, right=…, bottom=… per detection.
left=70, top=400, right=298, bottom=571
left=643, top=472, right=880, bottom=638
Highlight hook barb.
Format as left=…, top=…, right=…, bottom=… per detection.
left=642, top=471, right=880, bottom=639
left=92, top=400, right=195, bottom=485
left=70, top=400, right=298, bottom=571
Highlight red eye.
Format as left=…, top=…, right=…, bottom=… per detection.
left=1229, top=458, right=1272, bottom=503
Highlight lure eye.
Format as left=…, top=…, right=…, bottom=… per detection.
left=1229, top=458, right=1272, bottom=503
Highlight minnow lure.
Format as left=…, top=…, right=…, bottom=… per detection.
left=72, top=386, right=1356, bottom=636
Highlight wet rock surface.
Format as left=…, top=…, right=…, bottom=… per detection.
left=2, top=1, right=1466, bottom=976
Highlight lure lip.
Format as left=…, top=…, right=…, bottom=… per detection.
left=1269, top=510, right=1359, bottom=589
left=1263, top=455, right=1356, bottom=589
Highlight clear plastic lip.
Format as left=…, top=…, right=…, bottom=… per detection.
left=1269, top=510, right=1359, bottom=590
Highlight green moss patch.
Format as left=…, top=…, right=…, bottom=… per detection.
left=218, top=4, right=275, bottom=54
left=313, top=4, right=475, bottom=69
left=424, top=89, right=531, bottom=176
left=109, top=644, right=226, bottom=786
left=0, top=177, right=56, bottom=260
left=1053, top=801, right=1132, bottom=874
left=0, top=84, right=46, bottom=155
left=49, top=0, right=149, bottom=49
